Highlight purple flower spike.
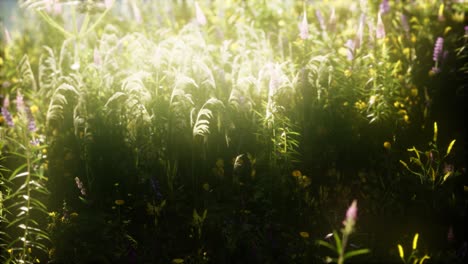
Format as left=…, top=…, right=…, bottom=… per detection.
left=316, top=10, right=325, bottom=31
left=1, top=107, right=14, bottom=127
left=346, top=200, right=358, bottom=223
left=195, top=1, right=207, bottom=26
left=16, top=91, right=26, bottom=114
left=345, top=39, right=355, bottom=61
left=401, top=14, right=409, bottom=33
left=299, top=10, right=309, bottom=40
left=26, top=109, right=37, bottom=132
left=379, top=0, right=390, bottom=15
left=376, top=12, right=386, bottom=39
left=433, top=37, right=444, bottom=62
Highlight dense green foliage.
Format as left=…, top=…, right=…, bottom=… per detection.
left=1, top=0, right=467, bottom=263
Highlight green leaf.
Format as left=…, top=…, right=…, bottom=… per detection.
left=316, top=240, right=337, bottom=253
left=433, top=122, right=438, bottom=142
left=333, top=231, right=342, bottom=253
left=343, top=248, right=370, bottom=259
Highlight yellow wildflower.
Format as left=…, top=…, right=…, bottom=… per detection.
left=7, top=248, right=12, bottom=254
left=202, top=183, right=210, bottom=191
left=344, top=69, right=352, bottom=77
left=48, top=211, right=57, bottom=218
left=115, top=200, right=125, bottom=206
left=410, top=88, right=418, bottom=97
left=383, top=141, right=391, bottom=150
left=299, top=231, right=310, bottom=238
left=30, top=105, right=39, bottom=114
left=291, top=170, right=302, bottom=178
left=70, top=212, right=78, bottom=218
left=404, top=115, right=410, bottom=123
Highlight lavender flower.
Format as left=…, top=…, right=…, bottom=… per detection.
left=316, top=10, right=325, bottom=31
left=1, top=107, right=14, bottom=127
left=376, top=12, right=386, bottom=39
left=16, top=91, right=25, bottom=114
left=433, top=37, right=444, bottom=62
left=345, top=200, right=358, bottom=223
left=355, top=14, right=365, bottom=49
left=328, top=7, right=336, bottom=32
left=26, top=109, right=37, bottom=132
left=379, top=0, right=390, bottom=15
left=195, top=1, right=207, bottom=26
left=75, top=177, right=87, bottom=196
left=105, top=0, right=113, bottom=9
left=401, top=14, right=410, bottom=33
left=3, top=28, right=12, bottom=45
left=299, top=10, right=309, bottom=40
left=345, top=39, right=355, bottom=61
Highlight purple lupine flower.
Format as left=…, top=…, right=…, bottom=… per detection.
left=345, top=39, right=355, bottom=61
left=195, top=1, right=207, bottom=26
left=355, top=14, right=365, bottom=49
left=316, top=10, right=326, bottom=31
left=75, top=177, right=87, bottom=196
left=379, top=0, right=390, bottom=15
left=3, top=28, right=12, bottom=45
left=1, top=107, right=14, bottom=127
left=328, top=7, right=336, bottom=32
left=401, top=14, right=410, bottom=33
left=345, top=200, right=358, bottom=223
left=433, top=37, right=444, bottom=62
left=105, top=0, right=113, bottom=9
left=299, top=10, right=309, bottom=40
left=16, top=91, right=26, bottom=114
left=376, top=12, right=386, bottom=39
left=26, top=108, right=37, bottom=132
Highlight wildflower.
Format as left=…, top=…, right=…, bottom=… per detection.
left=343, top=200, right=358, bottom=234
left=438, top=3, right=445, bottom=22
left=75, top=177, right=86, bottom=196
left=328, top=7, right=336, bottom=31
left=355, top=14, right=365, bottom=49
left=195, top=2, right=207, bottom=26
left=4, top=27, right=12, bottom=45
left=376, top=12, right=386, bottom=39
left=202, top=183, right=210, bottom=191
left=345, top=39, right=355, bottom=61
left=379, top=0, right=390, bottom=15
left=30, top=105, right=39, bottom=114
left=299, top=231, right=310, bottom=238
left=433, top=37, right=444, bottom=62
left=401, top=14, right=410, bottom=33
left=115, top=200, right=125, bottom=206
left=1, top=107, right=14, bottom=127
left=48, top=212, right=57, bottom=218
left=16, top=91, right=26, bottom=114
left=316, top=10, right=325, bottom=31
left=26, top=108, right=37, bottom=132
left=105, top=0, right=113, bottom=9
left=291, top=170, right=302, bottom=178
left=383, top=141, right=391, bottom=150
left=70, top=212, right=78, bottom=218
left=45, top=0, right=62, bottom=16
left=298, top=10, right=309, bottom=40
left=172, top=258, right=184, bottom=264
